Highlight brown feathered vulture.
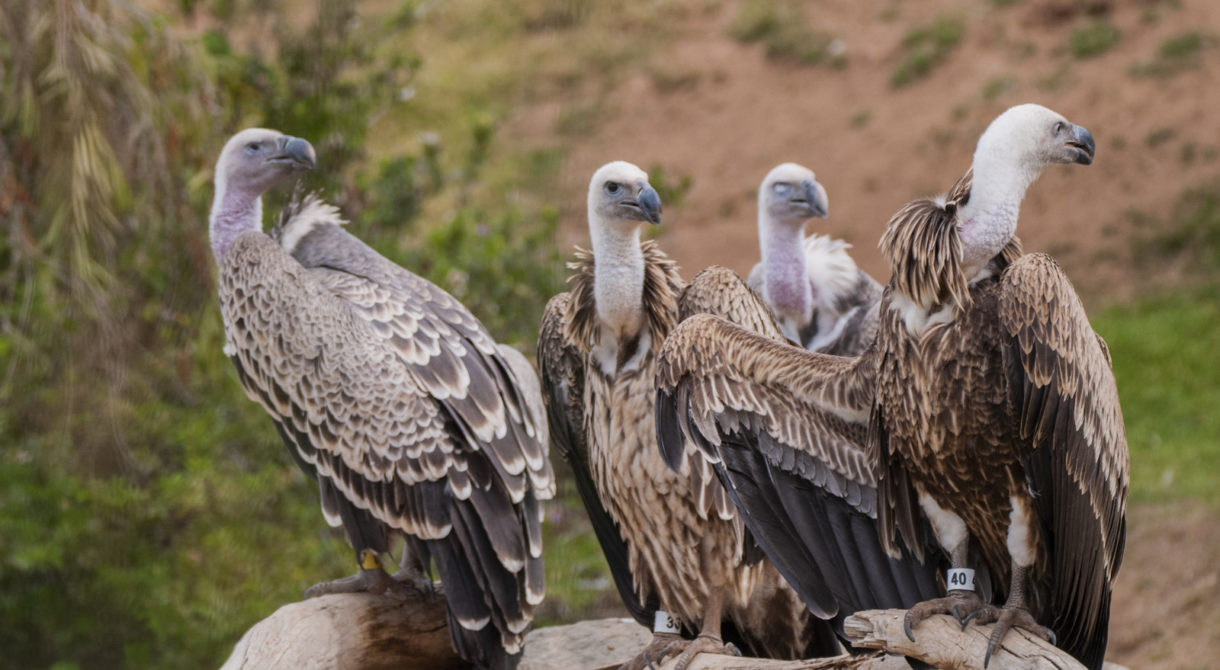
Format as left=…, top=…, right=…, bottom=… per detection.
left=656, top=104, right=1127, bottom=670
left=209, top=128, right=554, bottom=670
left=538, top=161, right=839, bottom=670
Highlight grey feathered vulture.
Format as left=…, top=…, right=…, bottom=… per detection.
left=746, top=163, right=883, bottom=355
left=538, top=162, right=834, bottom=670
left=209, top=128, right=554, bottom=670
left=656, top=104, right=1127, bottom=670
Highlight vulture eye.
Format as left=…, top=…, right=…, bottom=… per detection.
left=1053, top=121, right=1065, bottom=134
left=605, top=182, right=620, bottom=195
left=773, top=183, right=792, bottom=196
left=245, top=142, right=261, bottom=155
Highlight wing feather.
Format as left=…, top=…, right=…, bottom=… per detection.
left=999, top=252, right=1129, bottom=669
left=655, top=311, right=940, bottom=621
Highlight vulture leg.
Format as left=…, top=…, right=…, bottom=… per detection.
left=964, top=565, right=1055, bottom=668
left=622, top=632, right=687, bottom=670
left=305, top=549, right=402, bottom=598
left=904, top=496, right=987, bottom=640
left=391, top=540, right=433, bottom=594
left=669, top=588, right=740, bottom=670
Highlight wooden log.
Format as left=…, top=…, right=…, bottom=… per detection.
left=221, top=595, right=1125, bottom=670
left=842, top=609, right=1084, bottom=670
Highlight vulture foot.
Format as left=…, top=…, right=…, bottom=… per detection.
left=962, top=604, right=1055, bottom=668
left=903, top=590, right=987, bottom=641
left=669, top=634, right=739, bottom=670
left=619, top=633, right=685, bottom=670
left=304, top=566, right=398, bottom=598
left=391, top=561, right=434, bottom=595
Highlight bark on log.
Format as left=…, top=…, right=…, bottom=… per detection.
left=841, top=609, right=1084, bottom=670
left=221, top=595, right=1129, bottom=670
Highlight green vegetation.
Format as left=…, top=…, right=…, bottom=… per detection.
left=730, top=0, right=845, bottom=67
left=0, top=1, right=565, bottom=668
left=891, top=15, right=964, bottom=87
left=1069, top=20, right=1121, bottom=58
left=1093, top=289, right=1220, bottom=505
left=1130, top=31, right=1217, bottom=78
left=1101, top=182, right=1220, bottom=504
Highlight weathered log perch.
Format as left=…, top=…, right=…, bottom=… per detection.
left=221, top=595, right=1130, bottom=670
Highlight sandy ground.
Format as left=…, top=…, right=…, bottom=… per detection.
left=501, top=1, right=1220, bottom=666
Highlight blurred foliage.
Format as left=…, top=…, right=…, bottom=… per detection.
left=0, top=1, right=564, bottom=668
left=891, top=15, right=964, bottom=87
left=729, top=0, right=845, bottom=68
left=1069, top=19, right=1120, bottom=58
left=1129, top=31, right=1217, bottom=78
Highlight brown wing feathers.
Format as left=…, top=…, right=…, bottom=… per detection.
left=1000, top=253, right=1128, bottom=669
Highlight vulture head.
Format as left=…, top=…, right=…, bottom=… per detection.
left=759, top=162, right=829, bottom=226
left=973, top=104, right=1095, bottom=187
left=210, top=128, right=315, bottom=261
left=214, top=128, right=316, bottom=199
left=587, top=161, right=663, bottom=232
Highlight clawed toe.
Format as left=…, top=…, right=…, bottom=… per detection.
left=621, top=633, right=686, bottom=670
left=304, top=567, right=394, bottom=598
left=904, top=591, right=986, bottom=641
left=983, top=606, right=1057, bottom=668
left=671, top=635, right=736, bottom=670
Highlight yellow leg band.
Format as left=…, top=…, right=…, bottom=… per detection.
left=360, top=549, right=380, bottom=571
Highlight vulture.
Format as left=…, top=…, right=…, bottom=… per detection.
left=747, top=163, right=883, bottom=355
left=656, top=104, right=1127, bottom=670
left=209, top=128, right=554, bottom=670
left=539, top=161, right=835, bottom=670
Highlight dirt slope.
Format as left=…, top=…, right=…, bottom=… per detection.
left=508, top=0, right=1220, bottom=304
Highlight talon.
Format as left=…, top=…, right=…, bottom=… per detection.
left=903, top=614, right=917, bottom=642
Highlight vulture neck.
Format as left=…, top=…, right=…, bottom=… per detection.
left=957, top=141, right=1042, bottom=280
left=209, top=179, right=263, bottom=262
left=590, top=216, right=646, bottom=344
left=759, top=214, right=812, bottom=323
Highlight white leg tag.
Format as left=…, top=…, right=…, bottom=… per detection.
left=653, top=610, right=681, bottom=634
left=947, top=568, right=975, bottom=591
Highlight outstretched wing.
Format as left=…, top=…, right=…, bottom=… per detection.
left=1000, top=253, right=1129, bottom=670
left=537, top=291, right=656, bottom=626
left=655, top=305, right=941, bottom=622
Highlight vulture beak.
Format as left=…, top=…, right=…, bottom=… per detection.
left=1066, top=125, right=1095, bottom=166
left=792, top=178, right=829, bottom=218
left=634, top=184, right=663, bottom=226
left=272, top=136, right=317, bottom=170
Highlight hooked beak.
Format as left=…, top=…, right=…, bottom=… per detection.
left=632, top=184, right=663, bottom=226
left=791, top=178, right=829, bottom=218
left=271, top=136, right=316, bottom=170
left=1066, top=125, right=1095, bottom=166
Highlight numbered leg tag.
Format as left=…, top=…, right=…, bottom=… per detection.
left=653, top=610, right=681, bottom=634
left=947, top=568, right=975, bottom=592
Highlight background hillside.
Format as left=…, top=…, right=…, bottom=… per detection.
left=1, top=0, right=1216, bottom=668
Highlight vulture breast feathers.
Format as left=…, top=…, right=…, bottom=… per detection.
left=221, top=188, right=553, bottom=669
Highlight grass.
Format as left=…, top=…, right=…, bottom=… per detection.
left=730, top=0, right=844, bottom=67
left=1069, top=20, right=1120, bottom=58
left=891, top=15, right=964, bottom=87
left=1130, top=31, right=1216, bottom=78
left=1092, top=287, right=1220, bottom=505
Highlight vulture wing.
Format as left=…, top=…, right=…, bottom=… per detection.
left=246, top=195, right=553, bottom=665
left=999, top=252, right=1129, bottom=669
left=537, top=291, right=656, bottom=626
left=655, top=303, right=941, bottom=622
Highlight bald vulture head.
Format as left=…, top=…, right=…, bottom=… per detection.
left=759, top=162, right=829, bottom=227
left=210, top=128, right=315, bottom=261
left=587, top=161, right=662, bottom=234
left=972, top=104, right=1095, bottom=189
